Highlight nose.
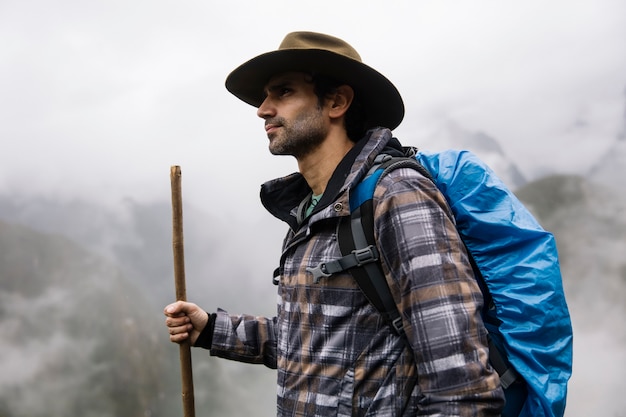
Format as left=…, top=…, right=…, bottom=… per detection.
left=257, top=96, right=275, bottom=119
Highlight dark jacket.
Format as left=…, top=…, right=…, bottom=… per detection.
left=209, top=128, right=504, bottom=416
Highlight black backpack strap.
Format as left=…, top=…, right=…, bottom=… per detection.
left=337, top=151, right=521, bottom=390
left=337, top=200, right=405, bottom=336
left=335, top=153, right=426, bottom=337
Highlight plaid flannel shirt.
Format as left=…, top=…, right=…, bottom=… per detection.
left=210, top=128, right=504, bottom=416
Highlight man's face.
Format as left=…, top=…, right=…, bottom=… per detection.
left=257, top=72, right=330, bottom=159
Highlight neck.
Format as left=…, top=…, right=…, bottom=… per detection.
left=297, top=130, right=354, bottom=195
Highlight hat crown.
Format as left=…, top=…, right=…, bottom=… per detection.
left=279, top=31, right=362, bottom=63
left=225, top=31, right=404, bottom=131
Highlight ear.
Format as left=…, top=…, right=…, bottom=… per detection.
left=328, top=85, right=354, bottom=120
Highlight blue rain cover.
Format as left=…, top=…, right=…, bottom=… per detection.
left=415, top=149, right=573, bottom=417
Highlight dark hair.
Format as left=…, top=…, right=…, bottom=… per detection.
left=310, top=73, right=368, bottom=142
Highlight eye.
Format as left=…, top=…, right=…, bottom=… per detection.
left=279, top=87, right=292, bottom=97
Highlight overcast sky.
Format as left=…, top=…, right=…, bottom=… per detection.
left=1, top=0, right=625, bottom=217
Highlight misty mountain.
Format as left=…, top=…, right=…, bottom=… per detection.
left=1, top=165, right=625, bottom=415
left=0, top=195, right=276, bottom=312
left=589, top=135, right=626, bottom=192
left=515, top=174, right=626, bottom=416
left=0, top=195, right=182, bottom=306
left=588, top=89, right=626, bottom=192
left=0, top=216, right=275, bottom=417
left=516, top=174, right=626, bottom=318
left=0, top=219, right=172, bottom=416
left=0, top=195, right=278, bottom=417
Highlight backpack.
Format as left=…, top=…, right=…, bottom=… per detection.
left=312, top=147, right=573, bottom=417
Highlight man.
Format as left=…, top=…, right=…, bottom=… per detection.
left=164, top=31, right=505, bottom=416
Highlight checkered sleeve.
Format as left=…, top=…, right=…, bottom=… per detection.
left=209, top=308, right=278, bottom=369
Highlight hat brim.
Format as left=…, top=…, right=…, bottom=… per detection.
left=225, top=49, right=404, bottom=131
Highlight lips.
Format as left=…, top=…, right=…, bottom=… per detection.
left=265, top=122, right=281, bottom=134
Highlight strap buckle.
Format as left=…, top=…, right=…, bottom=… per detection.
left=352, top=246, right=379, bottom=266
left=391, top=316, right=405, bottom=336
left=306, top=245, right=379, bottom=284
left=306, top=263, right=332, bottom=283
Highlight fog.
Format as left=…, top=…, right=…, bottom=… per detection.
left=1, top=0, right=625, bottom=416
left=2, top=0, right=625, bottom=210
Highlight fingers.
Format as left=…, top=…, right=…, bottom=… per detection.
left=165, top=314, right=190, bottom=329
left=167, top=321, right=193, bottom=344
left=163, top=301, right=208, bottom=345
left=164, top=301, right=191, bottom=344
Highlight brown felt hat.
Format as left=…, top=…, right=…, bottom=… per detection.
left=225, top=31, right=405, bottom=130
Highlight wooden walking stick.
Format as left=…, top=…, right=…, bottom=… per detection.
left=170, top=165, right=196, bottom=417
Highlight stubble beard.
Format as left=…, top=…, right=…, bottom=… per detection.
left=268, top=110, right=328, bottom=160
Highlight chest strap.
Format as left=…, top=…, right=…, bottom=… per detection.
left=306, top=245, right=379, bottom=283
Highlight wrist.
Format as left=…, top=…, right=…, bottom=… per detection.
left=193, top=312, right=216, bottom=349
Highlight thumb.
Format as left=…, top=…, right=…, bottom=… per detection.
left=164, top=300, right=191, bottom=316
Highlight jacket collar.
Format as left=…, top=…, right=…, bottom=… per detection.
left=260, top=127, right=399, bottom=228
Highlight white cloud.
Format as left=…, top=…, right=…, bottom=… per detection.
left=0, top=0, right=624, bottom=211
